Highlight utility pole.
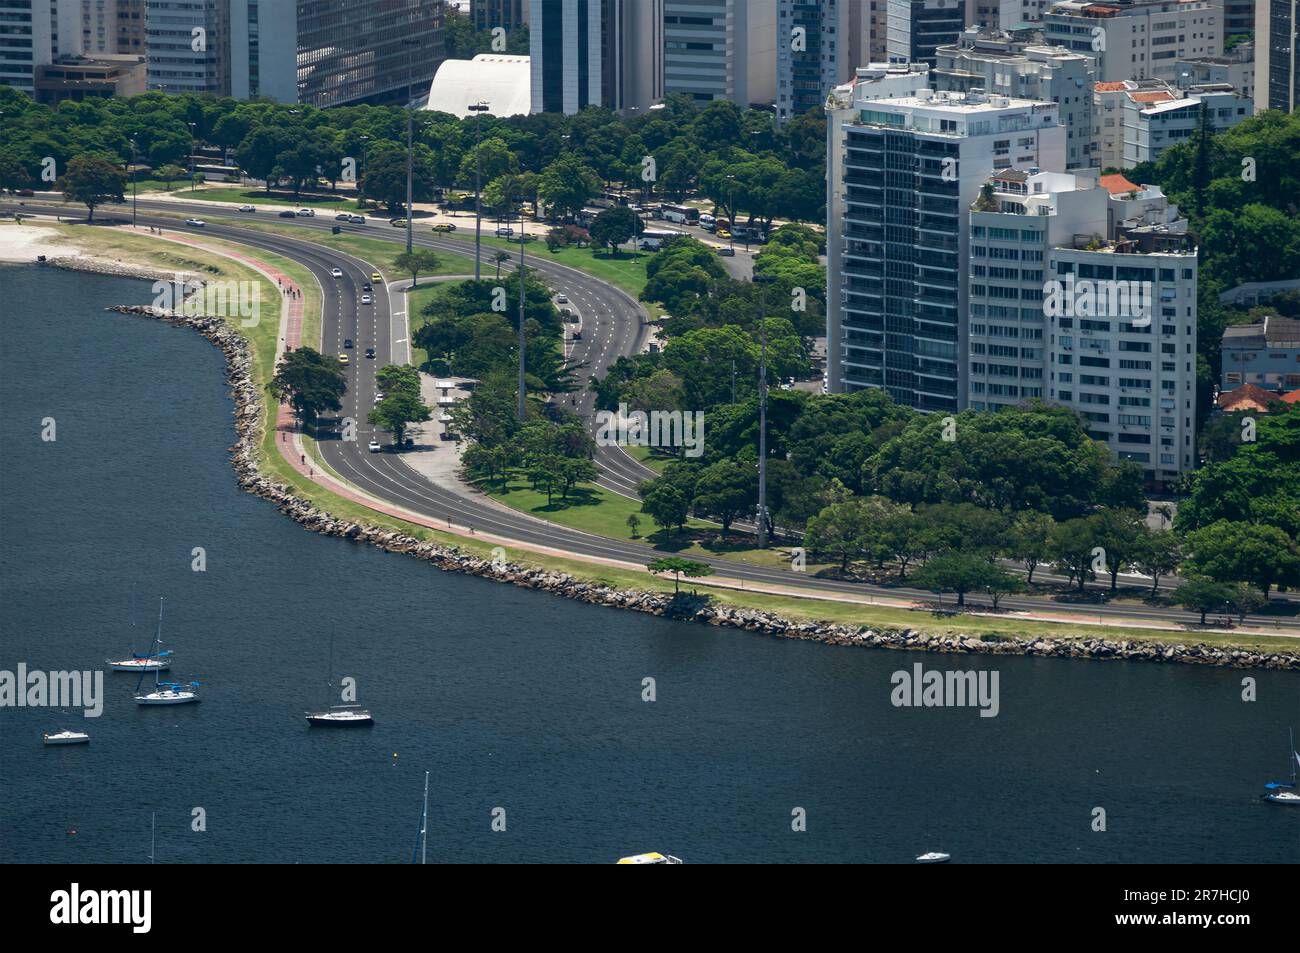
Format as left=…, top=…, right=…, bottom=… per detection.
left=129, top=138, right=138, bottom=228
left=757, top=286, right=769, bottom=549
left=403, top=40, right=419, bottom=255
left=517, top=212, right=527, bottom=422
left=469, top=102, right=489, bottom=280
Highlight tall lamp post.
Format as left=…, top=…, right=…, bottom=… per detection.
left=129, top=138, right=138, bottom=228
left=516, top=186, right=527, bottom=422
left=754, top=277, right=772, bottom=549
left=187, top=122, right=197, bottom=192
left=402, top=38, right=421, bottom=255
left=468, top=101, right=490, bottom=280
left=357, top=134, right=370, bottom=209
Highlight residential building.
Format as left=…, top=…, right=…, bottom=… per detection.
left=850, top=0, right=891, bottom=68
left=145, top=0, right=230, bottom=95
left=1222, top=0, right=1254, bottom=35
left=34, top=52, right=146, bottom=103
left=777, top=0, right=851, bottom=122
left=1221, top=315, right=1300, bottom=391
left=1255, top=0, right=1299, bottom=111
left=971, top=0, right=1048, bottom=30
left=934, top=27, right=1095, bottom=169
left=472, top=0, right=528, bottom=31
left=662, top=0, right=775, bottom=106
left=1042, top=0, right=1222, bottom=83
left=887, top=0, right=969, bottom=65
left=826, top=77, right=1066, bottom=410
left=1173, top=41, right=1253, bottom=101
left=531, top=0, right=664, bottom=114
left=968, top=167, right=1199, bottom=483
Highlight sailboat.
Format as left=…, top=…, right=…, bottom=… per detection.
left=915, top=851, right=951, bottom=864
left=1261, top=728, right=1300, bottom=805
left=134, top=598, right=201, bottom=705
left=411, top=771, right=429, bottom=864
left=304, top=629, right=372, bottom=726
left=107, top=584, right=172, bottom=672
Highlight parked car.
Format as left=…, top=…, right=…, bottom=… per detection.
left=237, top=205, right=256, bottom=213
left=495, top=226, right=514, bottom=237
left=699, top=213, right=716, bottom=227
left=571, top=329, right=583, bottom=340
left=716, top=228, right=731, bottom=240
left=278, top=210, right=297, bottom=218
left=296, top=208, right=315, bottom=217
left=432, top=222, right=456, bottom=232
left=556, top=293, right=569, bottom=304
left=184, top=218, right=206, bottom=227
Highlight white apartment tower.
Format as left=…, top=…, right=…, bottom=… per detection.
left=826, top=72, right=1066, bottom=410
left=1042, top=0, right=1223, bottom=83
left=967, top=168, right=1198, bottom=484
left=662, top=0, right=776, bottom=106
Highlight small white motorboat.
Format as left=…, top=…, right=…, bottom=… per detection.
left=916, top=851, right=951, bottom=864
left=305, top=705, right=373, bottom=726
left=44, top=730, right=90, bottom=745
left=616, top=852, right=683, bottom=864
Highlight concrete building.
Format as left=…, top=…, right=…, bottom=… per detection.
left=531, top=0, right=664, bottom=114
left=887, top=0, right=969, bottom=65
left=1, top=0, right=146, bottom=94
left=1092, top=77, right=1250, bottom=168
left=825, top=77, right=1066, bottom=410
left=1222, top=0, right=1254, bottom=35
left=1173, top=41, right=1253, bottom=102
left=1042, top=0, right=1222, bottom=83
left=1255, top=0, right=1299, bottom=111
left=934, top=27, right=1095, bottom=169
left=472, top=0, right=528, bottom=31
left=1222, top=315, right=1300, bottom=391
left=144, top=0, right=229, bottom=95
left=850, top=0, right=891, bottom=68
left=971, top=0, right=1048, bottom=30
left=426, top=53, right=531, bottom=116
left=966, top=167, right=1198, bottom=483
left=662, top=0, right=775, bottom=106
left=34, top=51, right=146, bottom=102
left=777, top=0, right=851, bottom=122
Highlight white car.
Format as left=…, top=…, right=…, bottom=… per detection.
left=296, top=208, right=315, bottom=217
left=348, top=214, right=366, bottom=224
left=335, top=213, right=352, bottom=222
left=330, top=268, right=343, bottom=279
left=361, top=294, right=372, bottom=304
left=556, top=293, right=569, bottom=304
left=237, top=205, right=256, bottom=213
left=368, top=439, right=381, bottom=453
left=184, top=218, right=206, bottom=227
left=374, top=392, right=385, bottom=404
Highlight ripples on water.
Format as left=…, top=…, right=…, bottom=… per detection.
left=0, top=265, right=1296, bottom=863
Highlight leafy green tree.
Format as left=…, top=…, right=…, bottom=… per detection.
left=626, top=513, right=642, bottom=538
left=911, top=553, right=1019, bottom=608
left=1006, top=511, right=1055, bottom=584
left=269, top=347, right=347, bottom=424
left=692, top=459, right=756, bottom=536
left=395, top=249, right=441, bottom=287
left=640, top=483, right=690, bottom=539
left=1171, top=576, right=1236, bottom=624
left=1133, top=531, right=1182, bottom=597
left=537, top=154, right=600, bottom=218
left=1093, top=508, right=1147, bottom=592
left=1184, top=520, right=1300, bottom=596
left=369, top=390, right=431, bottom=447
left=589, top=205, right=643, bottom=256
left=60, top=155, right=125, bottom=223
left=1049, top=515, right=1105, bottom=592
left=155, top=164, right=187, bottom=190
left=462, top=442, right=515, bottom=490
left=647, top=556, right=713, bottom=594
left=806, top=499, right=872, bottom=571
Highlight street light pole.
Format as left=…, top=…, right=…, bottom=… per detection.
left=188, top=122, right=196, bottom=193
left=757, top=287, right=769, bottom=549
left=403, top=40, right=419, bottom=255
left=517, top=191, right=527, bottom=422
left=468, top=102, right=489, bottom=281
left=129, top=138, right=138, bottom=228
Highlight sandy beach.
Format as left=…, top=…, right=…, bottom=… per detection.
left=0, top=222, right=72, bottom=263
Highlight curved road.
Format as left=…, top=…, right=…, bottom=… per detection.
left=9, top=196, right=1298, bottom=633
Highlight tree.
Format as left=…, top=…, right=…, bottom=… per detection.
left=269, top=347, right=347, bottom=424
left=61, top=155, right=125, bottom=223
left=1049, top=515, right=1105, bottom=592
left=1006, top=511, right=1055, bottom=584
left=805, top=499, right=871, bottom=571
left=462, top=442, right=515, bottom=490
left=395, top=249, right=442, bottom=288
left=537, top=154, right=600, bottom=219
left=910, top=553, right=1014, bottom=607
left=1230, top=583, right=1268, bottom=623
left=1170, top=576, right=1235, bottom=625
left=1133, top=531, right=1182, bottom=597
left=589, top=205, right=643, bottom=256
left=1093, top=507, right=1147, bottom=592
left=155, top=164, right=187, bottom=191
left=691, top=459, right=756, bottom=536
left=1184, top=520, right=1300, bottom=596
left=647, top=556, right=713, bottom=594
left=368, top=390, right=431, bottom=446
left=640, top=484, right=689, bottom=539
left=626, top=513, right=642, bottom=538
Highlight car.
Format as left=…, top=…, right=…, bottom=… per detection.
left=362, top=283, right=373, bottom=292
left=335, top=213, right=352, bottom=222
left=16, top=188, right=34, bottom=197
left=495, top=226, right=514, bottom=237
left=556, top=293, right=569, bottom=304
left=330, top=267, right=343, bottom=278
left=278, top=210, right=297, bottom=218
left=371, top=272, right=382, bottom=282
left=338, top=353, right=350, bottom=365
left=238, top=205, right=256, bottom=213
left=432, top=222, right=456, bottom=232
left=374, top=392, right=385, bottom=404
left=296, top=208, right=315, bottom=217
left=348, top=214, right=366, bottom=224
left=368, top=439, right=381, bottom=453
left=361, top=294, right=372, bottom=305
left=365, top=347, right=376, bottom=359
left=717, top=246, right=735, bottom=257
left=701, top=221, right=717, bottom=233
left=716, top=228, right=731, bottom=239
left=390, top=218, right=408, bottom=228
left=184, top=218, right=206, bottom=227
left=344, top=338, right=354, bottom=348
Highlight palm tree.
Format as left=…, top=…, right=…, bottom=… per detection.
left=494, top=251, right=511, bottom=280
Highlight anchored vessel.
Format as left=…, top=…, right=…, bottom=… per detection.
left=1261, top=728, right=1300, bottom=805
left=107, top=585, right=172, bottom=672
left=916, top=851, right=951, bottom=864
left=305, top=629, right=372, bottom=726
left=134, top=598, right=201, bottom=705
left=616, top=852, right=683, bottom=864
left=43, top=730, right=90, bottom=745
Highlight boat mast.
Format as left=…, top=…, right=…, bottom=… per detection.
left=150, top=811, right=155, bottom=865
left=421, top=771, right=429, bottom=865
left=154, top=598, right=164, bottom=690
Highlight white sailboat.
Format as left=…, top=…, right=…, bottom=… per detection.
left=107, top=584, right=172, bottom=672
left=305, top=628, right=372, bottom=726
left=1261, top=728, right=1300, bottom=805
left=134, top=598, right=201, bottom=705
left=412, top=771, right=429, bottom=864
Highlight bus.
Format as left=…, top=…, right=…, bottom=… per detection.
left=639, top=229, right=683, bottom=251
left=660, top=204, right=699, bottom=225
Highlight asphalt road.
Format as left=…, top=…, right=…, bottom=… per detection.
left=8, top=196, right=1297, bottom=633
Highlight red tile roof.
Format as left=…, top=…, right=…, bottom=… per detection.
left=1095, top=81, right=1127, bottom=92
left=1100, top=173, right=1140, bottom=195
left=1218, top=383, right=1280, bottom=412
left=1279, top=389, right=1300, bottom=405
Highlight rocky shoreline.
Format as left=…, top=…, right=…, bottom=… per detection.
left=50, top=255, right=190, bottom=283
left=107, top=302, right=1300, bottom=672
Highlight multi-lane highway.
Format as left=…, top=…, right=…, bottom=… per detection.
left=8, top=195, right=1297, bottom=632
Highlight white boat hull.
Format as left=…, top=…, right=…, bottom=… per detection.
left=136, top=691, right=199, bottom=705
left=916, top=852, right=951, bottom=864
left=44, top=732, right=90, bottom=745
left=1264, top=791, right=1300, bottom=804
left=107, top=658, right=170, bottom=672
left=305, top=709, right=373, bottom=726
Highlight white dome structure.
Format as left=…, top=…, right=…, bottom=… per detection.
left=425, top=54, right=532, bottom=118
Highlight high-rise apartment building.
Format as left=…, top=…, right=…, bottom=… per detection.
left=971, top=0, right=1046, bottom=29
left=472, top=0, right=528, bottom=31
left=1255, top=0, right=1298, bottom=111
left=967, top=168, right=1198, bottom=484
left=1092, top=77, right=1250, bottom=167
left=1042, top=0, right=1222, bottom=83
left=662, top=0, right=775, bottom=106
left=850, top=0, right=891, bottom=69
left=825, top=75, right=1066, bottom=410
left=531, top=0, right=664, bottom=114
left=144, top=0, right=229, bottom=94
left=777, top=0, right=851, bottom=122
left=934, top=27, right=1095, bottom=169
left=886, top=0, right=968, bottom=65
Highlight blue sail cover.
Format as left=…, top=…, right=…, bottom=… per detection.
left=1264, top=781, right=1296, bottom=790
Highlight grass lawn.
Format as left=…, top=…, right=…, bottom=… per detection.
left=155, top=185, right=366, bottom=213
left=623, top=444, right=671, bottom=473
left=481, top=235, right=652, bottom=301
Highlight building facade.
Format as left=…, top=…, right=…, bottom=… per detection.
left=887, top=0, right=968, bottom=65
left=1222, top=316, right=1300, bottom=392
left=826, top=77, right=1066, bottom=410
left=472, top=0, right=528, bottom=31
left=531, top=0, right=663, bottom=114
left=776, top=0, right=850, bottom=122
left=662, top=0, right=775, bottom=106
left=1043, top=0, right=1222, bottom=83
left=1255, top=0, right=1299, bottom=111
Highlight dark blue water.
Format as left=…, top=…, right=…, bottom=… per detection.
left=1, top=265, right=1296, bottom=864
